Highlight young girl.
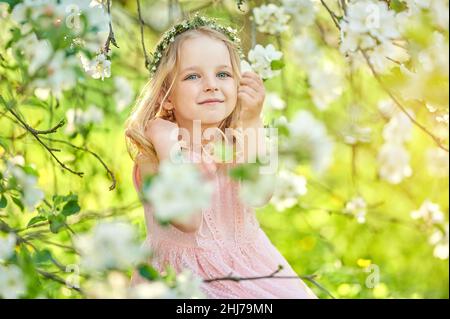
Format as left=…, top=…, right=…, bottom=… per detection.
left=125, top=14, right=317, bottom=299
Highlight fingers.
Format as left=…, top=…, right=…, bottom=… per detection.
left=238, top=86, right=257, bottom=99
left=239, top=77, right=262, bottom=93
left=241, top=71, right=264, bottom=87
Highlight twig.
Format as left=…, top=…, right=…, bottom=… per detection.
left=40, top=136, right=117, bottom=190
left=1, top=96, right=85, bottom=177
left=320, top=0, right=341, bottom=30
left=204, top=265, right=335, bottom=298
left=136, top=0, right=152, bottom=72
left=36, top=269, right=83, bottom=293
left=203, top=265, right=285, bottom=283
left=103, top=0, right=119, bottom=53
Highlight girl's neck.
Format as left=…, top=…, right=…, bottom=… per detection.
left=176, top=118, right=220, bottom=150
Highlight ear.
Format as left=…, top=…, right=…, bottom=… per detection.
left=162, top=100, right=174, bottom=111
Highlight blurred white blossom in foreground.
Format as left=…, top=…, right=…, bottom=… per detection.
left=65, top=105, right=104, bottom=134
left=3, top=156, right=44, bottom=211
left=0, top=264, right=26, bottom=299
left=143, top=161, right=214, bottom=223
left=281, top=111, right=334, bottom=174
left=74, top=221, right=147, bottom=272
left=0, top=233, right=16, bottom=262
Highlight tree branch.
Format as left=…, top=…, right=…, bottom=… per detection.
left=361, top=50, right=449, bottom=153
left=320, top=0, right=341, bottom=30
left=103, top=0, right=119, bottom=54
left=40, top=136, right=117, bottom=191
left=136, top=0, right=152, bottom=73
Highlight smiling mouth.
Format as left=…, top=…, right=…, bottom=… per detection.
left=199, top=101, right=224, bottom=106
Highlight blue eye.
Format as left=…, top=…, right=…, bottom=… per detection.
left=218, top=72, right=231, bottom=78
left=185, top=74, right=198, bottom=80
left=184, top=72, right=231, bottom=80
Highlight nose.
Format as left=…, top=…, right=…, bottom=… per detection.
left=203, top=74, right=219, bottom=92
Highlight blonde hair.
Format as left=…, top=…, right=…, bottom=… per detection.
left=125, top=23, right=243, bottom=164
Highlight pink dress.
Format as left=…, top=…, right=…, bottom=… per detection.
left=130, top=151, right=317, bottom=299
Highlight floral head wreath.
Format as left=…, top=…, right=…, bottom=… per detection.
left=148, top=12, right=245, bottom=77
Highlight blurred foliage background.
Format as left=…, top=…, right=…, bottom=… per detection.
left=0, top=0, right=448, bottom=299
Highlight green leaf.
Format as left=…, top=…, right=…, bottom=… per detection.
left=138, top=264, right=160, bottom=281
left=33, top=249, right=53, bottom=265
left=11, top=196, right=24, bottom=212
left=61, top=200, right=80, bottom=216
left=390, top=0, right=407, bottom=12
left=271, top=59, right=285, bottom=71
left=48, top=215, right=66, bottom=234
left=27, top=215, right=47, bottom=227
left=0, top=194, right=7, bottom=208
left=22, top=165, right=39, bottom=177
left=53, top=193, right=77, bottom=206
left=228, top=163, right=259, bottom=181
left=17, top=245, right=41, bottom=298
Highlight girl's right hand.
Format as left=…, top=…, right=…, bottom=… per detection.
left=145, top=117, right=180, bottom=163
left=145, top=117, right=203, bottom=234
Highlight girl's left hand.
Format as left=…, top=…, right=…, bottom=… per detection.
left=238, top=71, right=265, bottom=124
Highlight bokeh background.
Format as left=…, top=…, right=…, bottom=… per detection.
left=0, top=0, right=448, bottom=299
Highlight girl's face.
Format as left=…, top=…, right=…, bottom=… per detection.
left=166, top=35, right=238, bottom=130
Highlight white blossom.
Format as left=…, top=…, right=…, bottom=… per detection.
left=74, top=221, right=147, bottom=272
left=129, top=281, right=176, bottom=299
left=382, top=109, right=414, bottom=144
left=65, top=105, right=104, bottom=134
left=32, top=50, right=78, bottom=98
left=173, top=269, right=205, bottom=298
left=417, top=32, right=449, bottom=77
left=79, top=52, right=111, bottom=80
left=377, top=143, right=412, bottom=184
left=429, top=224, right=449, bottom=260
left=270, top=170, right=307, bottom=212
left=90, top=0, right=106, bottom=8
left=430, top=0, right=449, bottom=30
left=240, top=60, right=254, bottom=73
left=143, top=161, right=214, bottom=223
left=340, top=0, right=408, bottom=73
left=307, top=61, right=344, bottom=110
left=113, top=77, right=134, bottom=112
left=253, top=4, right=290, bottom=35
left=85, top=271, right=129, bottom=298
left=344, top=196, right=368, bottom=223
left=291, top=34, right=322, bottom=69
left=13, top=33, right=53, bottom=75
left=4, top=159, right=44, bottom=211
left=426, top=147, right=449, bottom=177
left=378, top=100, right=397, bottom=119
left=282, top=111, right=334, bottom=173
left=0, top=233, right=16, bottom=262
left=248, top=44, right=283, bottom=80
left=264, top=92, right=286, bottom=112
left=366, top=41, right=410, bottom=73
left=239, top=172, right=277, bottom=208
left=411, top=200, right=445, bottom=225
left=0, top=265, right=26, bottom=299
left=281, top=0, right=316, bottom=29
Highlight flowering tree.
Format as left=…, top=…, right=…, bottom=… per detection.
left=0, top=0, right=448, bottom=299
